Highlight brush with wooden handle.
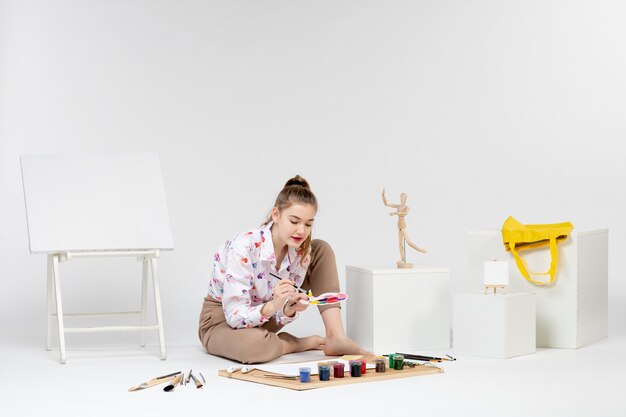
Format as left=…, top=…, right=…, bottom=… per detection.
left=128, top=371, right=181, bottom=392
left=189, top=372, right=204, bottom=389
left=163, top=373, right=183, bottom=392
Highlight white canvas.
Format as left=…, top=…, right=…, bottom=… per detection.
left=484, top=260, right=509, bottom=286
left=21, top=153, right=174, bottom=253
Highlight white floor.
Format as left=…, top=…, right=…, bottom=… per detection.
left=2, top=335, right=625, bottom=417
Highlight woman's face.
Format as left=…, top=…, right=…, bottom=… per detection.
left=271, top=202, right=316, bottom=250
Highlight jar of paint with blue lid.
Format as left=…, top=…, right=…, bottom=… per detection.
left=318, top=365, right=331, bottom=381
left=299, top=367, right=311, bottom=383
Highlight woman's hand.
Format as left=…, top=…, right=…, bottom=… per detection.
left=283, top=292, right=310, bottom=317
left=262, top=280, right=297, bottom=317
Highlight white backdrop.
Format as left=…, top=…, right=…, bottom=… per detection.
left=1, top=0, right=625, bottom=350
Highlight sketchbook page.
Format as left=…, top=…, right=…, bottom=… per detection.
left=254, top=359, right=375, bottom=377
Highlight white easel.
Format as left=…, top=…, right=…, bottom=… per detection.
left=21, top=153, right=174, bottom=364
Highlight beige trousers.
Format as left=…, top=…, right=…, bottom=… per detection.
left=198, top=239, right=340, bottom=364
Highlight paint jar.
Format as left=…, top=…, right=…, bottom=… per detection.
left=350, top=361, right=362, bottom=377
left=375, top=359, right=386, bottom=373
left=393, top=354, right=405, bottom=370
left=299, top=367, right=311, bottom=383
left=316, top=362, right=328, bottom=375
left=319, top=365, right=331, bottom=381
left=360, top=360, right=367, bottom=374
left=333, top=363, right=345, bottom=378
left=388, top=354, right=395, bottom=368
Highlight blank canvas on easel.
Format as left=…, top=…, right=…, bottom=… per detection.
left=20, top=152, right=174, bottom=363
left=21, top=152, right=174, bottom=253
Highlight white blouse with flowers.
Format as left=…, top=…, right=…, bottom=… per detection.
left=208, top=222, right=311, bottom=329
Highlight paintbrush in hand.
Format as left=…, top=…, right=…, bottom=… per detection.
left=269, top=273, right=312, bottom=296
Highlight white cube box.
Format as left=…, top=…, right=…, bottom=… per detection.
left=453, top=293, right=536, bottom=359
left=467, top=229, right=608, bottom=349
left=346, top=265, right=450, bottom=353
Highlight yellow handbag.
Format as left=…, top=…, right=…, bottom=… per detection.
left=501, top=216, right=574, bottom=286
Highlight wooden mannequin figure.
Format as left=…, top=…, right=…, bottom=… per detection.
left=382, top=189, right=426, bottom=268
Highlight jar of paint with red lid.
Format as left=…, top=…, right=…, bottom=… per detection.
left=333, top=363, right=345, bottom=378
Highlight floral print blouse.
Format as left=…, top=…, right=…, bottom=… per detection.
left=208, top=222, right=311, bottom=329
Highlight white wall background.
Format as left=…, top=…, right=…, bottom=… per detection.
left=1, top=0, right=625, bottom=350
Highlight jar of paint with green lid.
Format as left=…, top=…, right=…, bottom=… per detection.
left=393, top=354, right=404, bottom=370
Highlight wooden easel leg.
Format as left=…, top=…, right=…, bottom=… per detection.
left=140, top=258, right=148, bottom=347
left=52, top=255, right=67, bottom=364
left=46, top=255, right=54, bottom=351
left=150, top=258, right=166, bottom=360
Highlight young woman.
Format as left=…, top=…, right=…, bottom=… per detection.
left=198, top=175, right=371, bottom=364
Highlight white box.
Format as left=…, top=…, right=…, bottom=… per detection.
left=453, top=292, right=536, bottom=359
left=346, top=265, right=450, bottom=353
left=467, top=229, right=608, bottom=348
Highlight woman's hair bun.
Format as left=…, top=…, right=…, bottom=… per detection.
left=284, top=175, right=310, bottom=190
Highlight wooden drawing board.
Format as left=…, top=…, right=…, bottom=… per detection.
left=21, top=152, right=174, bottom=253
left=218, top=363, right=443, bottom=391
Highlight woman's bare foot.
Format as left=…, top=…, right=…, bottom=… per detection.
left=323, top=335, right=374, bottom=359
left=278, top=332, right=325, bottom=355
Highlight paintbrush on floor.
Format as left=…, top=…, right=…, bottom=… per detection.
left=163, top=373, right=183, bottom=392
left=128, top=371, right=181, bottom=392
